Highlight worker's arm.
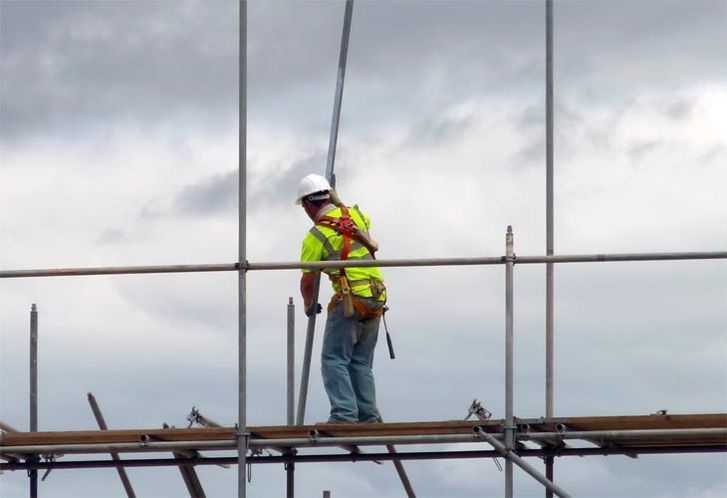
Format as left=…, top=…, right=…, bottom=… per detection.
left=300, top=271, right=319, bottom=311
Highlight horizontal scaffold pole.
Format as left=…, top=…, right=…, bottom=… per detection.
left=2, top=444, right=726, bottom=472
left=1, top=251, right=725, bottom=278
left=2, top=428, right=724, bottom=456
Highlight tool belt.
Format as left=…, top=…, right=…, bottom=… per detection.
left=328, top=277, right=386, bottom=320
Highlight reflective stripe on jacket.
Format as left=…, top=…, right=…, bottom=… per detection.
left=300, top=205, right=385, bottom=300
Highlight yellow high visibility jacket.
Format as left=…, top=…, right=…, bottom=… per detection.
left=300, top=205, right=385, bottom=300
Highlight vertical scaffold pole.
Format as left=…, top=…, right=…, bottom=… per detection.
left=287, top=298, right=296, bottom=424
left=545, top=0, right=556, bottom=494
left=238, top=1, right=248, bottom=497
left=505, top=227, right=515, bottom=498
left=29, top=304, right=38, bottom=498
left=286, top=297, right=295, bottom=498
left=297, top=0, right=355, bottom=425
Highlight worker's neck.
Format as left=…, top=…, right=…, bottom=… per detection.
left=312, top=203, right=335, bottom=222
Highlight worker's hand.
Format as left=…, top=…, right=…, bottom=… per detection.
left=305, top=303, right=322, bottom=317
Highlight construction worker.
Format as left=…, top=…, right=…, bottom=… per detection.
left=297, top=173, right=386, bottom=424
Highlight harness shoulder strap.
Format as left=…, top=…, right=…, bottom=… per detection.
left=316, top=206, right=355, bottom=261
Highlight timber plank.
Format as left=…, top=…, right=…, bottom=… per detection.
left=2, top=414, right=725, bottom=449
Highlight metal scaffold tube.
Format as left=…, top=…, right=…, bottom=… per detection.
left=287, top=298, right=296, bottom=426
left=504, top=227, right=515, bottom=498
left=29, top=304, right=38, bottom=498
left=483, top=434, right=572, bottom=498
left=4, top=443, right=727, bottom=472
left=238, top=1, right=248, bottom=497
left=3, top=427, right=724, bottom=456
left=545, top=0, right=556, bottom=494
left=295, top=274, right=321, bottom=425
left=87, top=393, right=136, bottom=498
left=297, top=0, right=354, bottom=427
left=2, top=251, right=725, bottom=279
left=286, top=297, right=295, bottom=498
left=296, top=0, right=353, bottom=425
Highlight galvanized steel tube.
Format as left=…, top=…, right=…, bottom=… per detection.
left=0, top=433, right=493, bottom=455
left=87, top=393, right=136, bottom=498
left=286, top=298, right=295, bottom=498
left=4, top=445, right=725, bottom=471
left=297, top=0, right=354, bottom=427
left=2, top=252, right=726, bottom=279
left=287, top=298, right=295, bottom=426
left=325, top=0, right=354, bottom=181
left=3, top=427, right=725, bottom=456
left=504, top=228, right=515, bottom=498
left=484, top=434, right=572, bottom=498
left=29, top=304, right=38, bottom=498
left=0, top=421, right=19, bottom=433
left=238, top=1, right=248, bottom=497
left=296, top=275, right=321, bottom=425
left=0, top=264, right=236, bottom=278
left=545, top=0, right=555, bottom=415
left=545, top=0, right=555, bottom=427
left=546, top=0, right=556, bottom=493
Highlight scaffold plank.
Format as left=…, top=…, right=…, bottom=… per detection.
left=2, top=413, right=725, bottom=450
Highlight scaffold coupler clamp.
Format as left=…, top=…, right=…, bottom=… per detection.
left=187, top=406, right=214, bottom=428
left=283, top=448, right=298, bottom=471
left=26, top=454, right=40, bottom=479
left=464, top=399, right=492, bottom=422
left=40, top=454, right=56, bottom=481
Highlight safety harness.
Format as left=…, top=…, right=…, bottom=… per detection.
left=316, top=206, right=385, bottom=320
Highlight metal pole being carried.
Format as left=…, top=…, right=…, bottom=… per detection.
left=237, top=1, right=248, bottom=497
left=297, top=0, right=355, bottom=426
left=29, top=304, right=38, bottom=498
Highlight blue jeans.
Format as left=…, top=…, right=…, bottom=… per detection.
left=321, top=299, right=382, bottom=423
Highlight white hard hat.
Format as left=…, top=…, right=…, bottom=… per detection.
left=296, top=174, right=331, bottom=205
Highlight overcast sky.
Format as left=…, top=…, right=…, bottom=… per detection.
left=1, top=0, right=726, bottom=497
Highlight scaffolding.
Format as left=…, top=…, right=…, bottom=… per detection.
left=1, top=1, right=726, bottom=497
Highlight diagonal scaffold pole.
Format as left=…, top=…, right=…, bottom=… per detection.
left=87, top=393, right=136, bottom=497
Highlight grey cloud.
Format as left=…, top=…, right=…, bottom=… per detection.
left=1, top=0, right=237, bottom=141
left=96, top=228, right=127, bottom=244
left=512, top=104, right=546, bottom=167
left=627, top=139, right=662, bottom=163
left=140, top=170, right=238, bottom=219
left=406, top=111, right=477, bottom=148
left=255, top=151, right=328, bottom=202
left=663, top=98, right=694, bottom=121
left=513, top=138, right=545, bottom=167
left=517, top=104, right=544, bottom=132
left=4, top=1, right=724, bottom=143
left=173, top=170, right=238, bottom=215
left=700, top=143, right=726, bottom=164
left=138, top=151, right=326, bottom=219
